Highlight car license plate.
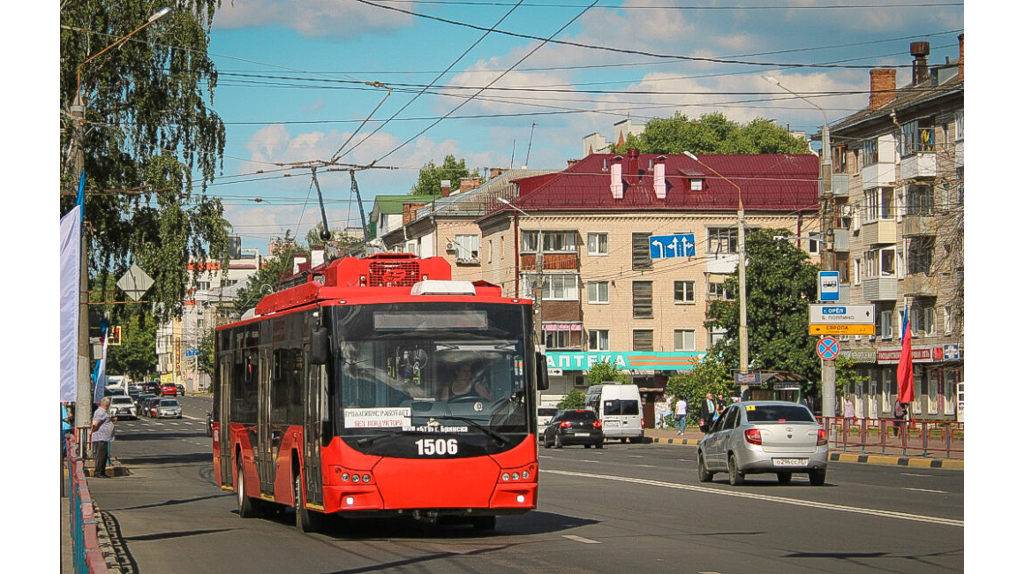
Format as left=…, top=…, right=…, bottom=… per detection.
left=772, top=458, right=808, bottom=467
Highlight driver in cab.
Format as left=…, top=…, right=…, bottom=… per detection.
left=439, top=360, right=493, bottom=402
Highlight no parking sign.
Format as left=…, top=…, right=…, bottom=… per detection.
left=816, top=336, right=840, bottom=361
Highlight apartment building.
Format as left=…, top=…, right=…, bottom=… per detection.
left=827, top=37, right=964, bottom=421
left=475, top=151, right=821, bottom=402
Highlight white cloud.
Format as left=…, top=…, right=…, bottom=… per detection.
left=214, top=0, right=414, bottom=39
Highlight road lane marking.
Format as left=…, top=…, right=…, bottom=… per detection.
left=563, top=534, right=601, bottom=544
left=543, top=469, right=962, bottom=528
left=905, top=487, right=946, bottom=494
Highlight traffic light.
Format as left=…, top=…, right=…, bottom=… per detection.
left=109, top=325, right=122, bottom=346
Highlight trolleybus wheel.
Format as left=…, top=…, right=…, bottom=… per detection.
left=294, top=473, right=322, bottom=533
left=237, top=459, right=258, bottom=518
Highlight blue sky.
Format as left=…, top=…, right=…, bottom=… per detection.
left=192, top=1, right=961, bottom=250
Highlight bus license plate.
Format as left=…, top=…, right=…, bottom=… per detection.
left=772, top=458, right=808, bottom=467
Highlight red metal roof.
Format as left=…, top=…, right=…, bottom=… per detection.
left=514, top=153, right=820, bottom=213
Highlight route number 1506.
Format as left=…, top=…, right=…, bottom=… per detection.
left=415, top=438, right=458, bottom=456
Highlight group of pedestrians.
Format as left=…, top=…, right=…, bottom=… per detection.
left=698, top=393, right=731, bottom=433
left=60, top=397, right=115, bottom=478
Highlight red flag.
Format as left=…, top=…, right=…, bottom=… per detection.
left=896, top=311, right=914, bottom=404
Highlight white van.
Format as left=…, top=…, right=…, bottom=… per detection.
left=585, top=383, right=644, bottom=443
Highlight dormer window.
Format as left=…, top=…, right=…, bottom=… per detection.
left=690, top=179, right=704, bottom=192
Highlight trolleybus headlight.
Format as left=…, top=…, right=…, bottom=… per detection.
left=362, top=474, right=371, bottom=483
left=521, top=470, right=530, bottom=480
left=512, top=472, right=520, bottom=481
left=345, top=496, right=355, bottom=505
left=352, top=474, right=360, bottom=483
left=516, top=495, right=526, bottom=504
left=341, top=472, right=350, bottom=482
left=502, top=472, right=511, bottom=481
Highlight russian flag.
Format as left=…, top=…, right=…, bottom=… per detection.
left=896, top=308, right=914, bottom=404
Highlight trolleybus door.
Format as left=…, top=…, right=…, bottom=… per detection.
left=257, top=348, right=275, bottom=494
left=303, top=351, right=325, bottom=507
left=218, top=354, right=233, bottom=487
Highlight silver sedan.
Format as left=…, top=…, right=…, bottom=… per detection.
left=696, top=401, right=828, bottom=486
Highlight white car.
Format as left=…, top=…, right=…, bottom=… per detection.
left=109, top=396, right=138, bottom=420
left=155, top=398, right=183, bottom=419
left=537, top=407, right=558, bottom=435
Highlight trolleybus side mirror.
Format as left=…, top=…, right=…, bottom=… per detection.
left=536, top=352, right=549, bottom=391
left=311, top=326, right=329, bottom=365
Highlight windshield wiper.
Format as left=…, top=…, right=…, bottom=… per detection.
left=428, top=415, right=511, bottom=446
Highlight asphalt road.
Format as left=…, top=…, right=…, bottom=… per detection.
left=86, top=395, right=963, bottom=573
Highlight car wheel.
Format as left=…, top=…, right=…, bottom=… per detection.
left=777, top=472, right=792, bottom=485
left=554, top=434, right=563, bottom=449
left=543, top=434, right=551, bottom=449
left=697, top=452, right=713, bottom=483
left=294, top=473, right=321, bottom=533
left=809, top=468, right=827, bottom=486
left=583, top=444, right=591, bottom=449
left=595, top=441, right=603, bottom=449
left=727, top=453, right=745, bottom=486
left=620, top=438, right=627, bottom=444
left=237, top=459, right=258, bottom=518
left=471, top=516, right=496, bottom=531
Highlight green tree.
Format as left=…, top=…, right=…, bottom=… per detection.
left=557, top=388, right=587, bottom=410
left=586, top=360, right=630, bottom=386
left=705, top=229, right=821, bottom=386
left=410, top=154, right=477, bottom=196
left=665, top=356, right=734, bottom=426
left=106, top=313, right=158, bottom=381
left=197, top=326, right=215, bottom=390
left=612, top=112, right=811, bottom=155
left=61, top=1, right=231, bottom=321
left=834, top=354, right=868, bottom=404
left=305, top=222, right=364, bottom=251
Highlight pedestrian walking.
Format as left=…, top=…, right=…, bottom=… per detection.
left=893, top=399, right=907, bottom=438
left=674, top=397, right=688, bottom=435
left=843, top=396, right=856, bottom=419
left=699, top=393, right=716, bottom=433
left=91, top=397, right=115, bottom=478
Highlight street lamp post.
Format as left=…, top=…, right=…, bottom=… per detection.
left=683, top=152, right=747, bottom=375
left=763, top=75, right=837, bottom=424
left=70, top=7, right=173, bottom=434
left=497, top=197, right=544, bottom=348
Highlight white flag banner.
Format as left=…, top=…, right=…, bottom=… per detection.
left=93, top=324, right=109, bottom=405
left=60, top=206, right=81, bottom=403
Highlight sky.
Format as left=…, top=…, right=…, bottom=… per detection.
left=195, top=0, right=965, bottom=251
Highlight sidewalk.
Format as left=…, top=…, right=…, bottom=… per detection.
left=644, top=427, right=964, bottom=469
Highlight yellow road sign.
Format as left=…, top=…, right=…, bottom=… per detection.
left=809, top=324, right=875, bottom=335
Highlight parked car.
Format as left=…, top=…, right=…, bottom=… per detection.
left=145, top=397, right=164, bottom=417
left=537, top=406, right=558, bottom=435
left=176, top=384, right=185, bottom=396
left=135, top=393, right=155, bottom=413
left=696, top=401, right=828, bottom=486
left=161, top=383, right=177, bottom=396
left=155, top=398, right=183, bottom=419
left=542, top=409, right=604, bottom=449
left=108, top=396, right=137, bottom=420
left=142, top=382, right=161, bottom=395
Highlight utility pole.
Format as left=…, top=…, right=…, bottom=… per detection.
left=71, top=94, right=92, bottom=440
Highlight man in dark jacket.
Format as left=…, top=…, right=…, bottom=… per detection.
left=699, top=393, right=717, bottom=433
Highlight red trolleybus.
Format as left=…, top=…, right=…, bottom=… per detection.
left=212, top=253, right=548, bottom=532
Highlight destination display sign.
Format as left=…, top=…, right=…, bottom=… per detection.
left=809, top=304, right=874, bottom=325
left=808, top=324, right=876, bottom=335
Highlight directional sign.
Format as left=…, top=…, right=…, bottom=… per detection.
left=809, top=324, right=875, bottom=336
left=649, top=234, right=696, bottom=259
left=117, top=264, right=154, bottom=301
left=818, top=271, right=840, bottom=302
left=816, top=336, right=840, bottom=360
left=809, top=304, right=874, bottom=325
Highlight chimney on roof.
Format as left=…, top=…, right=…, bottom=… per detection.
left=911, top=41, right=930, bottom=85
left=440, top=180, right=450, bottom=198
left=958, top=34, right=964, bottom=80
left=869, top=68, right=897, bottom=111
left=490, top=167, right=506, bottom=179
left=460, top=177, right=480, bottom=193
left=653, top=155, right=667, bottom=199
left=625, top=149, right=640, bottom=186
left=566, top=159, right=579, bottom=168
left=610, top=155, right=624, bottom=199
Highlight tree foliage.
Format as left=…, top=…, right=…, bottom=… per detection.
left=557, top=388, right=587, bottom=410
left=665, top=356, right=734, bottom=425
left=106, top=312, right=158, bottom=381
left=612, top=112, right=812, bottom=155
left=586, top=360, right=630, bottom=386
left=60, top=1, right=231, bottom=321
left=410, top=154, right=477, bottom=196
left=705, top=229, right=821, bottom=385
left=305, top=222, right=364, bottom=251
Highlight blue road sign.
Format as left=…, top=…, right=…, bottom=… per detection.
left=818, top=271, right=840, bottom=302
left=816, top=336, right=840, bottom=361
left=649, top=234, right=695, bottom=259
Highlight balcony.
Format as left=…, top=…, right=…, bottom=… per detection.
left=705, top=252, right=740, bottom=274
left=521, top=251, right=579, bottom=272
left=903, top=215, right=937, bottom=237
left=821, top=173, right=850, bottom=198
left=955, top=140, right=964, bottom=169
left=863, top=276, right=898, bottom=301
left=860, top=219, right=898, bottom=245
left=900, top=153, right=937, bottom=179
left=832, top=229, right=850, bottom=252
left=904, top=273, right=939, bottom=297
left=863, top=162, right=896, bottom=188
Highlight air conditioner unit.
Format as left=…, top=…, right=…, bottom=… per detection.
left=445, top=242, right=455, bottom=251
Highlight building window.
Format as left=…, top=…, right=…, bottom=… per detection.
left=690, top=179, right=704, bottom=191
left=707, top=278, right=732, bottom=301
left=863, top=138, right=879, bottom=166
left=632, top=233, right=652, bottom=270
left=633, top=281, right=653, bottom=318
left=197, top=281, right=211, bottom=291
left=707, top=227, right=738, bottom=255
left=674, top=329, right=696, bottom=351
left=865, top=248, right=896, bottom=278
left=907, top=238, right=934, bottom=275
left=900, top=119, right=934, bottom=156
left=673, top=281, right=696, bottom=304
left=879, top=310, right=893, bottom=339
left=521, top=230, right=539, bottom=253
left=544, top=231, right=577, bottom=252
left=954, top=110, right=964, bottom=141
left=633, top=330, right=653, bottom=351
left=911, top=306, right=935, bottom=337
left=865, top=187, right=895, bottom=221
left=454, top=234, right=479, bottom=261
left=587, top=232, right=608, bottom=256
left=589, top=329, right=609, bottom=351
left=833, top=145, right=848, bottom=174
left=853, top=259, right=862, bottom=285
left=709, top=328, right=727, bottom=348
left=907, top=184, right=934, bottom=216
left=545, top=329, right=581, bottom=350
left=532, top=274, right=578, bottom=301
left=587, top=281, right=609, bottom=304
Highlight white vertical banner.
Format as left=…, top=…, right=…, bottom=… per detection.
left=59, top=206, right=81, bottom=403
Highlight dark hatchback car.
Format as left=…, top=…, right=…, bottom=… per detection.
left=542, top=409, right=604, bottom=449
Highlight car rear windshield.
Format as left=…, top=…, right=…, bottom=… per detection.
left=745, top=405, right=815, bottom=423
left=559, top=410, right=598, bottom=422
left=602, top=399, right=640, bottom=416
left=160, top=400, right=179, bottom=407
left=111, top=397, right=133, bottom=404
